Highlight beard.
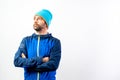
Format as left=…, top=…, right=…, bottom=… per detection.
left=33, top=23, right=43, bottom=32
left=34, top=26, right=42, bottom=31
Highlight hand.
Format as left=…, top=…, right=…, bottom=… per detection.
left=42, top=57, right=49, bottom=62
left=21, top=53, right=26, bottom=58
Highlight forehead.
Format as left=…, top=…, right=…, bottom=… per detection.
left=34, top=15, right=44, bottom=20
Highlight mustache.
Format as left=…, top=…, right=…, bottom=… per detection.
left=33, top=23, right=46, bottom=27
left=33, top=23, right=39, bottom=26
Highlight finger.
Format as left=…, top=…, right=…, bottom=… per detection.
left=21, top=53, right=26, bottom=58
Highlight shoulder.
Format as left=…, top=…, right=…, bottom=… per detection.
left=23, top=33, right=36, bottom=39
left=50, top=35, right=60, bottom=42
left=50, top=35, right=61, bottom=47
left=21, top=34, right=35, bottom=42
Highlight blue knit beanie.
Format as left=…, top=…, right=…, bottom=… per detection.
left=36, top=9, right=53, bottom=27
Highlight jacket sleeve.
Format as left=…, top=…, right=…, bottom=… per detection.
left=28, top=39, right=61, bottom=72
left=14, top=37, right=43, bottom=68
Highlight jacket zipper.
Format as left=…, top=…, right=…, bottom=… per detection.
left=37, top=35, right=40, bottom=80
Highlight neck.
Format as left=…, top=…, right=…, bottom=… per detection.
left=35, top=28, right=48, bottom=35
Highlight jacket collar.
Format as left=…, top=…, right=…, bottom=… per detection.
left=32, top=33, right=52, bottom=38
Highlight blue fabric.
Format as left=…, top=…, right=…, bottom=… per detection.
left=36, top=9, right=53, bottom=27
left=14, top=33, right=61, bottom=80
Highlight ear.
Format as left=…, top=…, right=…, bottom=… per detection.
left=46, top=25, right=48, bottom=29
left=45, top=22, right=48, bottom=29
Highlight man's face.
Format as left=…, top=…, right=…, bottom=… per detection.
left=33, top=15, right=47, bottom=31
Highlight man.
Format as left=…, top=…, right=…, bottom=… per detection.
left=14, top=9, right=61, bottom=80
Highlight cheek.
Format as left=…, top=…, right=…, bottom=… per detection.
left=37, top=20, right=41, bottom=24
left=38, top=20, right=44, bottom=24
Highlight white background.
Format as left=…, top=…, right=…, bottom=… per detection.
left=0, top=0, right=120, bottom=80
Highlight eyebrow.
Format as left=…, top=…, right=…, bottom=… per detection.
left=34, top=16, right=44, bottom=20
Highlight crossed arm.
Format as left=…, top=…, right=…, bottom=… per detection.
left=14, top=38, right=61, bottom=72
left=21, top=53, right=49, bottom=63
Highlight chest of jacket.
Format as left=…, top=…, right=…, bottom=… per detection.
left=26, top=37, right=54, bottom=58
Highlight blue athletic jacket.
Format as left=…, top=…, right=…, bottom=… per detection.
left=14, top=33, right=61, bottom=80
